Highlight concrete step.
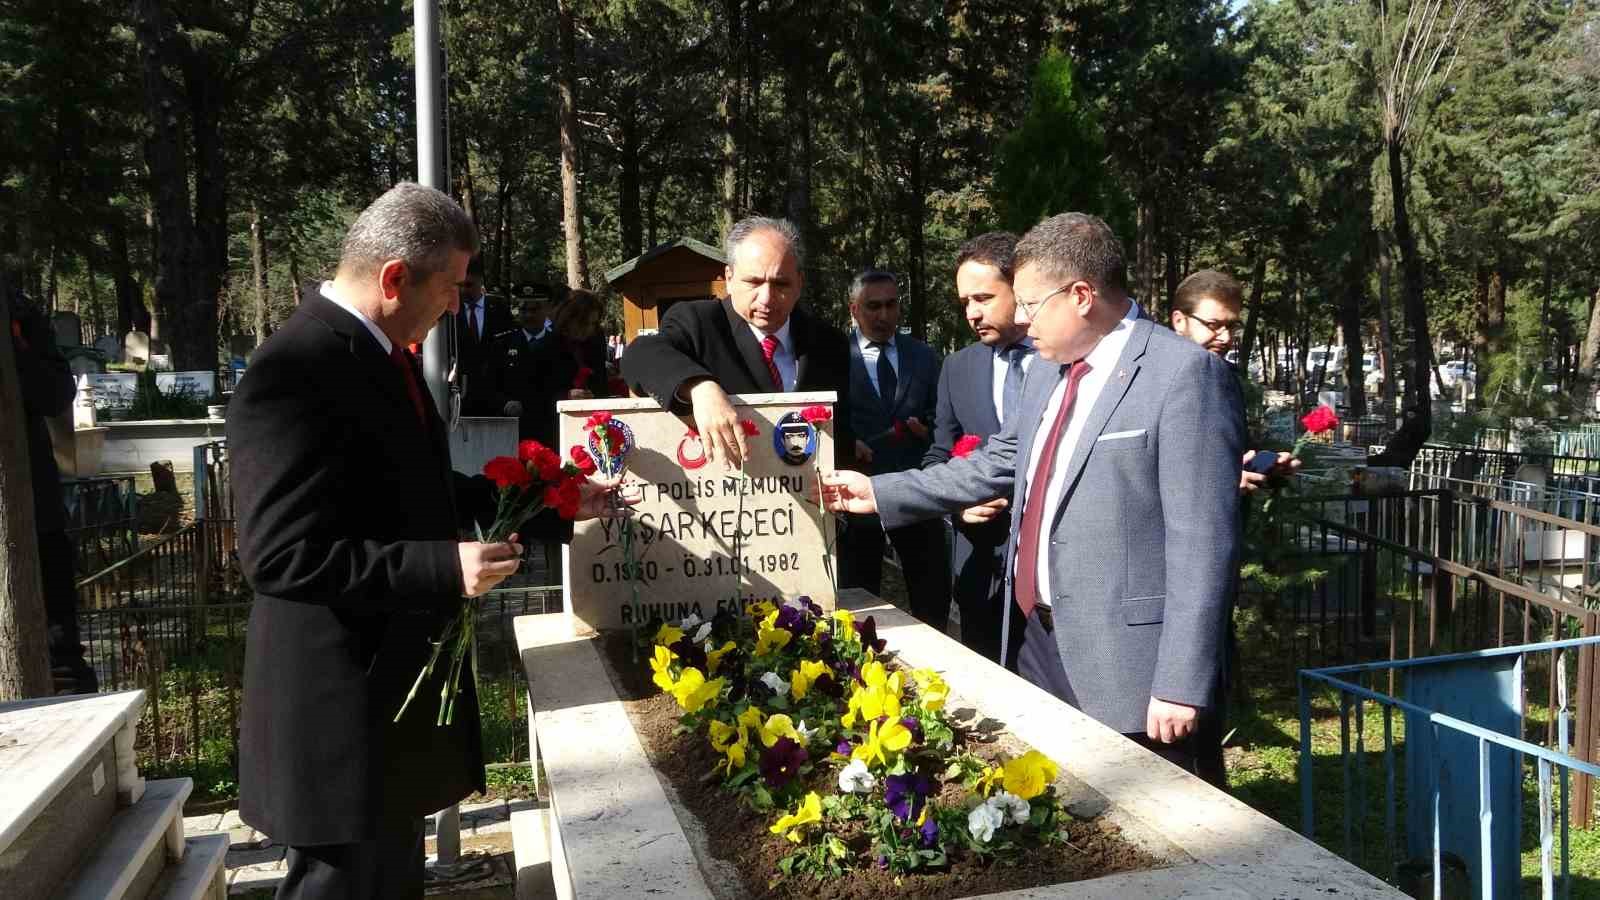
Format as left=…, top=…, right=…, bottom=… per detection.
left=150, top=834, right=228, bottom=900
left=59, top=778, right=191, bottom=900
left=510, top=808, right=554, bottom=900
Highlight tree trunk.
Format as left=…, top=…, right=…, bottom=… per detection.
left=250, top=204, right=269, bottom=347
left=1341, top=248, right=1368, bottom=418
left=906, top=141, right=927, bottom=340
left=619, top=94, right=643, bottom=260
left=783, top=49, right=821, bottom=312
left=187, top=45, right=227, bottom=372
left=555, top=0, right=589, bottom=290
left=1134, top=199, right=1157, bottom=306
left=287, top=253, right=302, bottom=307
left=1376, top=233, right=1398, bottom=419
left=719, top=0, right=742, bottom=240
left=0, top=287, right=53, bottom=701
left=1368, top=139, right=1432, bottom=468
left=1578, top=284, right=1600, bottom=378
left=459, top=144, right=479, bottom=229
left=1238, top=254, right=1267, bottom=371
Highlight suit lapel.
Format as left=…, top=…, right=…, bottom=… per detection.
left=723, top=300, right=775, bottom=390
left=790, top=308, right=812, bottom=388
left=972, top=345, right=1001, bottom=436
left=1049, top=318, right=1153, bottom=529
left=889, top=334, right=912, bottom=414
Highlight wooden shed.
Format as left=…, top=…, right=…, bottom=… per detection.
left=605, top=237, right=726, bottom=343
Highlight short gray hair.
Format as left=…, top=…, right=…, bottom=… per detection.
left=726, top=216, right=804, bottom=271
left=340, top=182, right=479, bottom=278
left=848, top=269, right=897, bottom=303
left=1013, top=213, right=1127, bottom=293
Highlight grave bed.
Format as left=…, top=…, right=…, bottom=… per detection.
left=516, top=590, right=1408, bottom=899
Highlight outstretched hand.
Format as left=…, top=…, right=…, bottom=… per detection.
left=821, top=470, right=878, bottom=515
left=687, top=378, right=747, bottom=470
left=573, top=476, right=643, bottom=521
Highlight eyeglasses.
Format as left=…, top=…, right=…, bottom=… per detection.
left=1184, top=314, right=1240, bottom=337
left=1015, top=282, right=1083, bottom=319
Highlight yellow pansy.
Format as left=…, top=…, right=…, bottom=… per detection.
left=749, top=599, right=778, bottom=620
left=711, top=719, right=750, bottom=775
left=668, top=667, right=723, bottom=714
left=738, top=704, right=765, bottom=730
left=790, top=659, right=832, bottom=701
left=831, top=608, right=854, bottom=632
left=649, top=645, right=677, bottom=693
left=754, top=623, right=792, bottom=657
left=1001, top=750, right=1060, bottom=801
left=976, top=764, right=1004, bottom=797
left=705, top=640, right=736, bottom=675
left=912, top=669, right=949, bottom=711
left=759, top=713, right=800, bottom=747
left=769, top=792, right=823, bottom=843
left=851, top=717, right=912, bottom=769
left=813, top=618, right=830, bottom=640
left=654, top=622, right=684, bottom=646
left=708, top=718, right=739, bottom=752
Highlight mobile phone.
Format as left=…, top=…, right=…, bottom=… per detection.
left=1244, top=450, right=1280, bottom=475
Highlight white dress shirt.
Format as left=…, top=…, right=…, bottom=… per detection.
left=1021, top=302, right=1140, bottom=608
left=321, top=281, right=392, bottom=355
left=990, top=337, right=1037, bottom=422
left=855, top=330, right=900, bottom=399
left=748, top=319, right=797, bottom=390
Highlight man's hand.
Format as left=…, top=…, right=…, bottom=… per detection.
left=459, top=537, right=523, bottom=597
left=821, top=470, right=879, bottom=514
left=1239, top=450, right=1302, bottom=496
left=573, top=476, right=644, bottom=521
left=502, top=401, right=524, bottom=417
left=905, top=417, right=929, bottom=439
left=1239, top=468, right=1267, bottom=495
left=959, top=497, right=1008, bottom=525
left=687, top=378, right=747, bottom=469
left=1146, top=697, right=1199, bottom=744
left=1271, top=451, right=1302, bottom=478
left=855, top=440, right=874, bottom=466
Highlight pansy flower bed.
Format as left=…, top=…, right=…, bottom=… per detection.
left=614, top=597, right=1156, bottom=896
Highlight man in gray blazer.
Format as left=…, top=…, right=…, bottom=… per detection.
left=840, top=270, right=950, bottom=630
left=824, top=213, right=1241, bottom=780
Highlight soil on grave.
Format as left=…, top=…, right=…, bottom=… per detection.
left=598, top=634, right=1161, bottom=899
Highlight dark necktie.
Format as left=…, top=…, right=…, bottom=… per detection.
left=389, top=345, right=428, bottom=427
left=1000, top=344, right=1027, bottom=425
left=873, top=341, right=897, bottom=407
left=465, top=301, right=480, bottom=340
left=1013, top=361, right=1091, bottom=620
left=760, top=334, right=784, bottom=390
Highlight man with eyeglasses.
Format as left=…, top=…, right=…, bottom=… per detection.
left=1171, top=269, right=1299, bottom=495
left=824, top=213, right=1241, bottom=787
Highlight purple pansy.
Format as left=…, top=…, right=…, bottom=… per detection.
left=900, top=716, right=923, bottom=744
left=774, top=602, right=809, bottom=636
left=853, top=616, right=886, bottom=654
left=918, top=814, right=940, bottom=848
left=668, top=637, right=707, bottom=672
left=884, top=771, right=932, bottom=822
left=835, top=738, right=853, bottom=756
left=758, top=737, right=808, bottom=789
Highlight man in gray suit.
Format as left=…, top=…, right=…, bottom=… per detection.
left=823, top=213, right=1241, bottom=780
left=840, top=270, right=950, bottom=631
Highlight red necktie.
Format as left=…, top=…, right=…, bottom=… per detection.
left=389, top=345, right=428, bottom=427
left=1013, top=361, right=1091, bottom=620
left=760, top=334, right=784, bottom=390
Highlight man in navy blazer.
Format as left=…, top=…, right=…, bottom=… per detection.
left=840, top=271, right=949, bottom=628
left=825, top=213, right=1241, bottom=782
left=923, top=233, right=1037, bottom=666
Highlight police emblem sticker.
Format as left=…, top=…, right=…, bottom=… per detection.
left=772, top=412, right=817, bottom=466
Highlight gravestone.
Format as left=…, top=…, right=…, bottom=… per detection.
left=228, top=334, right=255, bottom=361
left=122, top=330, right=150, bottom=367
left=155, top=371, right=216, bottom=400
left=559, top=392, right=838, bottom=634
left=93, top=334, right=122, bottom=363
left=79, top=373, right=136, bottom=412
left=50, top=311, right=82, bottom=348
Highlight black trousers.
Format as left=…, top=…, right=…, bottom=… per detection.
left=839, top=515, right=950, bottom=632
left=959, top=590, right=1026, bottom=670
left=1015, top=606, right=1227, bottom=790
left=38, top=529, right=84, bottom=660
left=276, top=816, right=426, bottom=900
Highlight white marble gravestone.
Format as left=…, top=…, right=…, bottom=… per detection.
left=155, top=371, right=216, bottom=399
left=79, top=373, right=137, bottom=412
left=122, top=331, right=150, bottom=367
left=559, top=392, right=838, bottom=634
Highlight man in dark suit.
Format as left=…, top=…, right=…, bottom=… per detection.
left=492, top=292, right=555, bottom=438
left=622, top=215, right=855, bottom=469
left=923, top=233, right=1037, bottom=666
left=840, top=269, right=949, bottom=629
left=228, top=183, right=625, bottom=900
left=456, top=256, right=514, bottom=416
left=825, top=213, right=1241, bottom=784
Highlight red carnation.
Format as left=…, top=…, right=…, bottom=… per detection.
left=530, top=446, right=563, bottom=482
left=573, top=366, right=594, bottom=389
left=952, top=434, right=982, bottom=458
left=800, top=405, right=832, bottom=424
left=739, top=419, right=761, bottom=437
left=1300, top=405, right=1339, bottom=435
left=569, top=445, right=597, bottom=475
left=545, top=476, right=583, bottom=519
left=585, top=411, right=613, bottom=429
left=518, top=439, right=552, bottom=462
left=892, top=419, right=909, bottom=443
left=483, top=456, right=531, bottom=489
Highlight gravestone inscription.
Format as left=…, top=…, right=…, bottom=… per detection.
left=559, top=393, right=838, bottom=634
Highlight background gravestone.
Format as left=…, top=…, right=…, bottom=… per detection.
left=93, top=334, right=122, bottom=363
left=50, top=312, right=83, bottom=348
left=122, top=330, right=150, bottom=367
left=559, top=393, right=838, bottom=634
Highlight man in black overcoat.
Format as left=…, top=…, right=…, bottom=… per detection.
left=228, top=183, right=624, bottom=900
left=621, top=215, right=857, bottom=470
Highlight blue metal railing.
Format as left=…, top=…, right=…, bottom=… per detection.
left=1300, top=635, right=1600, bottom=899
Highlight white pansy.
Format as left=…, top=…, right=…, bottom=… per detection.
left=680, top=612, right=703, bottom=631
left=838, top=758, right=876, bottom=794
left=760, top=672, right=791, bottom=695
left=967, top=802, right=1004, bottom=843
left=692, top=621, right=714, bottom=644
left=990, top=791, right=1031, bottom=825
left=795, top=719, right=818, bottom=744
